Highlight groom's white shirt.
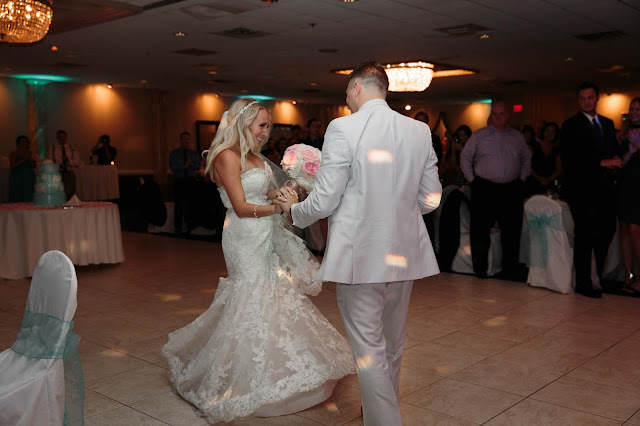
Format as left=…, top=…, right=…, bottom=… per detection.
left=291, top=99, right=442, bottom=284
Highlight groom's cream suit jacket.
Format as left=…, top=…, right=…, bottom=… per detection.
left=291, top=99, right=442, bottom=284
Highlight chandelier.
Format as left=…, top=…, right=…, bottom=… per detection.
left=385, top=62, right=434, bottom=92
left=0, top=0, right=53, bottom=43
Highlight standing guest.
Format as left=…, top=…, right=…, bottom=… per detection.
left=526, top=122, right=562, bottom=196
left=9, top=135, right=36, bottom=202
left=170, top=131, right=201, bottom=235
left=276, top=62, right=441, bottom=425
left=47, top=129, right=81, bottom=200
left=414, top=111, right=442, bottom=241
left=461, top=101, right=531, bottom=280
left=301, top=118, right=324, bottom=150
left=616, top=97, right=640, bottom=294
left=91, top=134, right=117, bottom=165
left=289, top=124, right=302, bottom=145
left=440, top=125, right=471, bottom=187
left=414, top=111, right=442, bottom=166
left=521, top=125, right=536, bottom=150
left=560, top=81, right=621, bottom=298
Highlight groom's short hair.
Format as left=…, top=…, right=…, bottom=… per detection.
left=348, top=61, right=389, bottom=96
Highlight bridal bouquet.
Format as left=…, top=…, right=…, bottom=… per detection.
left=280, top=144, right=322, bottom=192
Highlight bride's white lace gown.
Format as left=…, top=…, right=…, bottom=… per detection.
left=162, top=161, right=354, bottom=424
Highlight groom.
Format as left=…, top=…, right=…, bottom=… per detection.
left=276, top=62, right=441, bottom=425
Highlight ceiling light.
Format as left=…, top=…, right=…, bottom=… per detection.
left=0, top=0, right=53, bottom=43
left=340, top=0, right=359, bottom=2
left=385, top=62, right=434, bottom=92
left=207, top=70, right=217, bottom=75
left=140, top=79, right=147, bottom=84
left=292, top=100, right=297, bottom=105
left=172, top=31, right=187, bottom=37
left=405, top=105, right=412, bottom=111
left=478, top=33, right=491, bottom=39
left=106, top=83, right=113, bottom=89
left=564, top=57, right=574, bottom=62
left=50, top=44, right=58, bottom=51
left=310, top=82, right=317, bottom=86
left=262, top=0, right=278, bottom=3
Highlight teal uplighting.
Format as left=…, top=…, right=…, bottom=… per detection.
left=12, top=74, right=72, bottom=84
left=237, top=95, right=276, bottom=102
left=476, top=98, right=493, bottom=104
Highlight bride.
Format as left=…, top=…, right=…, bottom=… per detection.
left=162, top=98, right=354, bottom=423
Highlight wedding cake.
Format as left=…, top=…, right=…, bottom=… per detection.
left=33, top=160, right=67, bottom=206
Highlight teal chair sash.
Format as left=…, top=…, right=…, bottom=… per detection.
left=522, top=210, right=565, bottom=267
left=12, top=310, right=84, bottom=425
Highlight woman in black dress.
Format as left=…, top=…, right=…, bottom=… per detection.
left=617, top=97, right=640, bottom=293
left=526, top=122, right=562, bottom=196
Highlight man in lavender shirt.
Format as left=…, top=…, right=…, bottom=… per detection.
left=460, top=101, right=532, bottom=279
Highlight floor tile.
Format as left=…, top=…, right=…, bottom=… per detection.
left=531, top=376, right=640, bottom=421
left=84, top=406, right=169, bottom=425
left=451, top=358, right=565, bottom=396
left=296, top=383, right=362, bottom=425
left=400, top=378, right=522, bottom=424
left=485, top=398, right=622, bottom=426
left=130, top=391, right=209, bottom=426
left=85, top=364, right=172, bottom=405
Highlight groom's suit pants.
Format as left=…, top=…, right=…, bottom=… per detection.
left=337, top=281, right=413, bottom=426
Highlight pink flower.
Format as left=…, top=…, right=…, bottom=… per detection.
left=301, top=160, right=320, bottom=177
left=281, top=149, right=297, bottom=167
left=300, top=148, right=319, bottom=161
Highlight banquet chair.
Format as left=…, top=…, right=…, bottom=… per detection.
left=0, top=250, right=84, bottom=425
left=450, top=185, right=502, bottom=276
left=520, top=195, right=573, bottom=293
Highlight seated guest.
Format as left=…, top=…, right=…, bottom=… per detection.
left=9, top=135, right=36, bottom=202
left=47, top=129, right=81, bottom=199
left=526, top=122, right=562, bottom=196
left=440, top=125, right=472, bottom=187
left=91, top=134, right=117, bottom=165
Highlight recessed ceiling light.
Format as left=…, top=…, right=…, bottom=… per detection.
left=292, top=100, right=297, bottom=104
left=172, top=32, right=187, bottom=37
left=564, top=57, right=575, bottom=62
left=241, top=89, right=249, bottom=93
left=50, top=45, right=59, bottom=51
left=478, top=33, right=491, bottom=39
left=140, top=79, right=148, bottom=84
left=405, top=105, right=412, bottom=111
left=340, top=0, right=359, bottom=2
left=310, top=82, right=317, bottom=86
left=208, top=70, right=217, bottom=75
left=106, top=84, right=113, bottom=89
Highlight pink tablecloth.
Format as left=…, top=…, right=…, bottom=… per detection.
left=0, top=202, right=124, bottom=279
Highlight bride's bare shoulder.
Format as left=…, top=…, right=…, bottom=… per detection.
left=213, top=149, right=241, bottom=176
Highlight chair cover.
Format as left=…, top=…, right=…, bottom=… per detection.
left=520, top=195, right=573, bottom=294
left=0, top=250, right=84, bottom=425
left=451, top=186, right=502, bottom=276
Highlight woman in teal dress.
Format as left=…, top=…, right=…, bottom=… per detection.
left=9, top=135, right=36, bottom=202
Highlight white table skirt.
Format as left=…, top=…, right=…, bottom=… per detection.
left=0, top=202, right=124, bottom=279
left=0, top=168, right=10, bottom=203
left=74, top=165, right=120, bottom=201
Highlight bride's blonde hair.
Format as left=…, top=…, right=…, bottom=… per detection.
left=204, top=98, right=270, bottom=180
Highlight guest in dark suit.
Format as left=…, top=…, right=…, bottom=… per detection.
left=301, top=118, right=324, bottom=150
left=560, top=81, right=622, bottom=298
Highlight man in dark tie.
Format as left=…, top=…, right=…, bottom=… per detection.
left=302, top=118, right=324, bottom=150
left=170, top=131, right=201, bottom=235
left=560, top=81, right=622, bottom=298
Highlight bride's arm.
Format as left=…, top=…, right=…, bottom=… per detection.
left=214, top=150, right=284, bottom=218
